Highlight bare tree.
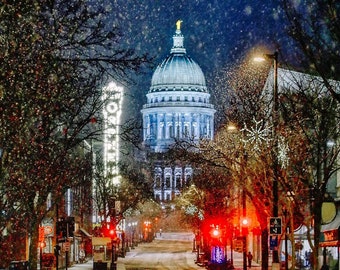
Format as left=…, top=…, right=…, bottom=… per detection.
left=281, top=0, right=340, bottom=101
left=0, top=1, right=149, bottom=268
left=279, top=69, right=340, bottom=269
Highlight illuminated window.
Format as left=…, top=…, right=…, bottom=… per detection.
left=155, top=176, right=161, bottom=188
left=165, top=176, right=171, bottom=188
left=169, top=125, right=174, bottom=138
left=176, top=175, right=181, bottom=188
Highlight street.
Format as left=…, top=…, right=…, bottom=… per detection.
left=70, top=232, right=260, bottom=270
left=118, top=232, right=202, bottom=269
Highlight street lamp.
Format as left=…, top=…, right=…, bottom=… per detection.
left=242, top=217, right=248, bottom=270
left=109, top=225, right=117, bottom=270
left=255, top=51, right=279, bottom=266
left=227, top=122, right=249, bottom=270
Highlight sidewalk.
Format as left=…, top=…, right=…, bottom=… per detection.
left=69, top=260, right=93, bottom=270
left=231, top=251, right=261, bottom=270
left=67, top=259, right=132, bottom=270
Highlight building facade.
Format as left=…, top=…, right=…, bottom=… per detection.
left=141, top=21, right=215, bottom=201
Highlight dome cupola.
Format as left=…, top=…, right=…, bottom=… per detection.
left=149, top=20, right=207, bottom=93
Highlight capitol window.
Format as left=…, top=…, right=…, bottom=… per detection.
left=169, top=125, right=174, bottom=138
left=175, top=175, right=182, bottom=188
left=165, top=175, right=171, bottom=188
left=155, top=176, right=161, bottom=188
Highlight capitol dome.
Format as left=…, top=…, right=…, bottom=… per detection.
left=149, top=26, right=207, bottom=93
left=141, top=21, right=215, bottom=153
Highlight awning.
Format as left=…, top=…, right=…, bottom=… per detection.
left=321, top=212, right=340, bottom=232
left=80, top=228, right=92, bottom=238
left=92, top=237, right=111, bottom=246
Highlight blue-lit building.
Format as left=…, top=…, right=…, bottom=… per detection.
left=141, top=21, right=215, bottom=201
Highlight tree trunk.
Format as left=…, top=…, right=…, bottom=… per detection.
left=28, top=218, right=39, bottom=270
left=313, top=195, right=323, bottom=270
left=262, top=228, right=269, bottom=270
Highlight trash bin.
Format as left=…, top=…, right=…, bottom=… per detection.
left=93, top=262, right=107, bottom=270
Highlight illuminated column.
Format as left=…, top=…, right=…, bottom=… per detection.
left=102, top=82, right=123, bottom=186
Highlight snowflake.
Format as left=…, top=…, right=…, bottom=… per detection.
left=241, top=118, right=272, bottom=153
left=278, top=137, right=290, bottom=168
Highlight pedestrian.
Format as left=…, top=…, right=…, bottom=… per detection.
left=247, top=251, right=253, bottom=268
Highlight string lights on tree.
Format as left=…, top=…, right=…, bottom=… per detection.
left=278, top=137, right=290, bottom=169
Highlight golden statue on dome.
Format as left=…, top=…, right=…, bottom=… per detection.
left=176, top=20, right=183, bottom=30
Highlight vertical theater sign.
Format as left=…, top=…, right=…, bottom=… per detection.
left=102, top=82, right=123, bottom=186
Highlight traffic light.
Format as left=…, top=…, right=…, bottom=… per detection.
left=241, top=217, right=249, bottom=226
left=212, top=228, right=220, bottom=237
left=241, top=217, right=249, bottom=235
left=67, top=217, right=75, bottom=237
left=101, top=222, right=116, bottom=238
left=210, top=225, right=221, bottom=238
left=56, top=217, right=75, bottom=238
left=109, top=228, right=116, bottom=238
left=56, top=220, right=67, bottom=238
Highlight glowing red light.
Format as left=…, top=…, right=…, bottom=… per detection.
left=212, top=229, right=219, bottom=237
left=242, top=218, right=249, bottom=226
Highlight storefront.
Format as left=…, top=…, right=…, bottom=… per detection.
left=320, top=213, right=340, bottom=270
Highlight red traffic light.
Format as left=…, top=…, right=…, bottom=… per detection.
left=212, top=229, right=220, bottom=237
left=242, top=218, right=249, bottom=226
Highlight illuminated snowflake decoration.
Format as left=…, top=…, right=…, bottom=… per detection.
left=241, top=118, right=272, bottom=153
left=185, top=205, right=196, bottom=215
left=185, top=205, right=204, bottom=220
left=278, top=137, right=290, bottom=168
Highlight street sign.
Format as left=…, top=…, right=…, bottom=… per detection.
left=269, top=217, right=282, bottom=235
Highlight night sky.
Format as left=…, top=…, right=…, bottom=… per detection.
left=107, top=0, right=296, bottom=126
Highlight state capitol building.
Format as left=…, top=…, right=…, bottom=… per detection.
left=141, top=21, right=215, bottom=201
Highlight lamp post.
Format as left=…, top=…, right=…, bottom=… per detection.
left=227, top=122, right=249, bottom=270
left=283, top=208, right=288, bottom=270
left=242, top=187, right=247, bottom=270
left=255, top=51, right=279, bottom=266
left=109, top=225, right=117, bottom=270
left=271, top=51, right=279, bottom=266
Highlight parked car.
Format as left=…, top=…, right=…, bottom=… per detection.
left=9, top=261, right=29, bottom=270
